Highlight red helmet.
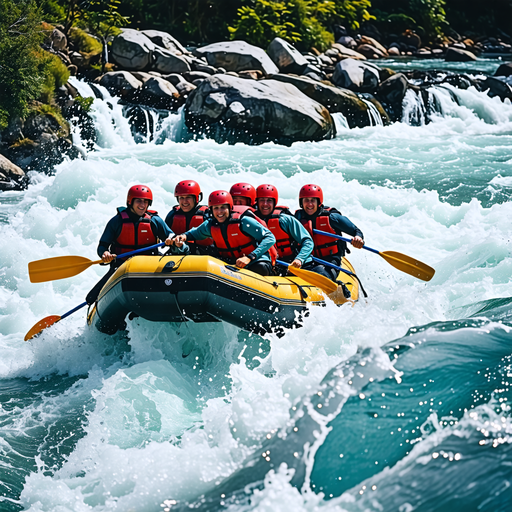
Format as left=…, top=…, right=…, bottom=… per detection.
left=127, top=184, right=153, bottom=206
left=230, top=183, right=256, bottom=204
left=174, top=180, right=202, bottom=203
left=299, top=184, right=323, bottom=207
left=208, top=190, right=233, bottom=209
left=256, top=184, right=278, bottom=204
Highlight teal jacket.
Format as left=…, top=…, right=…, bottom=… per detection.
left=185, top=215, right=276, bottom=263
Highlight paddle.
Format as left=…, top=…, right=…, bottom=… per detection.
left=28, top=242, right=166, bottom=283
left=24, top=301, right=88, bottom=341
left=313, top=230, right=435, bottom=282
left=276, top=259, right=338, bottom=295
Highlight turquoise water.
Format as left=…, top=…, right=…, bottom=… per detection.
left=0, top=62, right=511, bottom=511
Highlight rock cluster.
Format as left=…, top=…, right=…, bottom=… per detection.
left=1, top=23, right=511, bottom=190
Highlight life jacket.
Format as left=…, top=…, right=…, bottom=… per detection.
left=112, top=207, right=158, bottom=255
left=210, top=205, right=277, bottom=264
left=296, top=206, right=346, bottom=258
left=169, top=205, right=212, bottom=247
left=256, top=206, right=296, bottom=259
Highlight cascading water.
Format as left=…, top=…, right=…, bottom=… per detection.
left=1, top=59, right=511, bottom=512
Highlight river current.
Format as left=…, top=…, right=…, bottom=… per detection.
left=0, top=58, right=511, bottom=511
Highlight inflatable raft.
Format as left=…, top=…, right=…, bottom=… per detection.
left=87, top=255, right=359, bottom=336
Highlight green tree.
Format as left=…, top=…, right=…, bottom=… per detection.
left=410, top=0, right=447, bottom=38
left=333, top=0, right=374, bottom=30
left=229, top=0, right=374, bottom=51
left=82, top=0, right=129, bottom=71
left=0, top=0, right=47, bottom=127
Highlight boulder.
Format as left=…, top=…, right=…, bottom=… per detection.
left=23, top=112, right=69, bottom=141
left=267, top=37, right=308, bottom=74
left=184, top=71, right=213, bottom=82
left=479, top=76, right=512, bottom=101
left=184, top=74, right=334, bottom=145
left=141, top=29, right=188, bottom=55
left=302, top=63, right=325, bottom=79
left=153, top=47, right=191, bottom=74
left=331, top=44, right=366, bottom=60
left=356, top=43, right=386, bottom=59
left=162, top=73, right=197, bottom=96
left=376, top=73, right=410, bottom=122
left=445, top=47, right=477, bottom=62
left=194, top=41, right=279, bottom=76
left=51, top=28, right=67, bottom=51
left=238, top=70, right=263, bottom=80
left=0, top=153, right=25, bottom=190
left=268, top=74, right=376, bottom=128
left=99, top=71, right=143, bottom=96
left=111, top=29, right=155, bottom=70
left=138, top=77, right=180, bottom=109
left=332, top=58, right=380, bottom=92
left=336, top=36, right=357, bottom=49
left=359, top=36, right=388, bottom=57
left=130, top=71, right=155, bottom=83
left=191, top=62, right=218, bottom=74
left=400, top=30, right=421, bottom=49
left=70, top=51, right=85, bottom=67
left=495, top=62, right=512, bottom=77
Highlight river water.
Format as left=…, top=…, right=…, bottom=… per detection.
left=0, top=59, right=511, bottom=511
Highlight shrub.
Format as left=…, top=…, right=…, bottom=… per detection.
left=39, top=51, right=70, bottom=103
left=0, top=0, right=47, bottom=120
left=40, top=0, right=66, bottom=23
left=229, top=0, right=374, bottom=51
left=410, top=0, right=447, bottom=39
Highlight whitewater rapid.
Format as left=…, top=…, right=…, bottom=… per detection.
left=0, top=65, right=511, bottom=511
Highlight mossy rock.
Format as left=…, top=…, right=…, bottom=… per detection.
left=68, top=27, right=102, bottom=55
left=9, top=137, right=37, bottom=149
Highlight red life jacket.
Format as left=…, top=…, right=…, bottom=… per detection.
left=257, top=206, right=295, bottom=259
left=211, top=205, right=277, bottom=264
left=113, top=208, right=158, bottom=255
left=297, top=207, right=344, bottom=258
left=169, top=205, right=212, bottom=247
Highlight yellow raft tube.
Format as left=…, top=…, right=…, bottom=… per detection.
left=87, top=255, right=358, bottom=336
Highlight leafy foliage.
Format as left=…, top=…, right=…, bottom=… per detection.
left=0, top=0, right=47, bottom=120
left=229, top=0, right=374, bottom=51
left=40, top=52, right=70, bottom=103
left=334, top=0, right=374, bottom=30
left=410, top=0, right=447, bottom=38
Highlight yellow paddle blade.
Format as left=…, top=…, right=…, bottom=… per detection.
left=29, top=256, right=103, bottom=283
left=287, top=266, right=338, bottom=295
left=380, top=251, right=435, bottom=282
left=24, top=315, right=61, bottom=341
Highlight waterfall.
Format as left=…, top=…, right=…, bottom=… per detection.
left=68, top=77, right=186, bottom=148
left=402, top=89, right=427, bottom=126
left=360, top=98, right=384, bottom=127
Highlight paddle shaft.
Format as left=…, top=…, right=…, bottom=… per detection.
left=61, top=301, right=88, bottom=320
left=312, top=230, right=379, bottom=254
left=311, top=256, right=355, bottom=277
left=114, top=242, right=166, bottom=260
left=313, top=229, right=435, bottom=282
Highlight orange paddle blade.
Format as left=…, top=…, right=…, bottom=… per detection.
left=287, top=266, right=338, bottom=295
left=24, top=315, right=61, bottom=341
left=29, top=256, right=103, bottom=283
left=380, top=251, right=435, bottom=282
